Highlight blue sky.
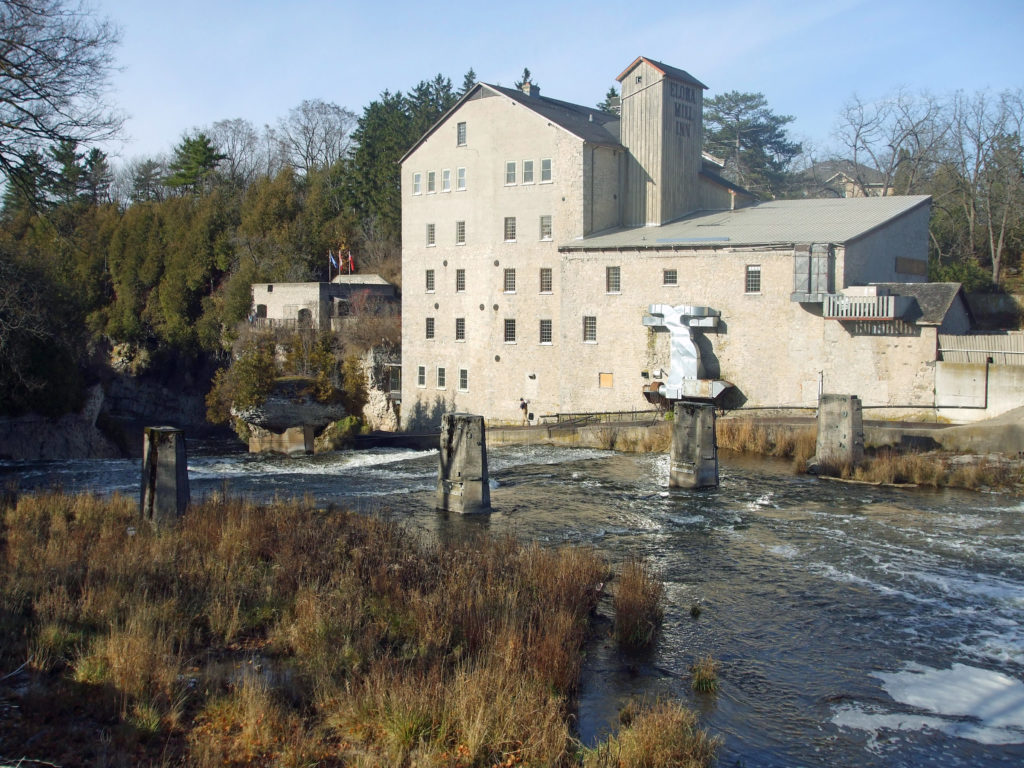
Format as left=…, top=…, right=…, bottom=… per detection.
left=95, top=0, right=1023, bottom=163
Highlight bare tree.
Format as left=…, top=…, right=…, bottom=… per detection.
left=207, top=118, right=263, bottom=187
left=276, top=99, right=355, bottom=174
left=0, top=0, right=122, bottom=185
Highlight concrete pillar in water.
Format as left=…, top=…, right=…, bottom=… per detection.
left=815, top=394, right=864, bottom=468
left=140, top=427, right=190, bottom=525
left=437, top=413, right=491, bottom=514
left=670, top=402, right=718, bottom=489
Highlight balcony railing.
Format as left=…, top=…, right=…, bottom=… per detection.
left=823, top=294, right=911, bottom=321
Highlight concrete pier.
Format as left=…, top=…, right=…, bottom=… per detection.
left=248, top=425, right=315, bottom=456
left=669, top=402, right=719, bottom=489
left=140, top=427, right=189, bottom=525
left=815, top=394, right=864, bottom=468
left=437, top=413, right=491, bottom=514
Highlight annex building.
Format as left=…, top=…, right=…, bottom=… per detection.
left=399, top=56, right=972, bottom=428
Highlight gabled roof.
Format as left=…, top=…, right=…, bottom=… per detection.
left=400, top=82, right=621, bottom=163
left=616, top=56, right=708, bottom=89
left=874, top=282, right=967, bottom=326
left=560, top=195, right=931, bottom=251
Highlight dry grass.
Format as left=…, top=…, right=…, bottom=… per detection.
left=690, top=655, right=720, bottom=694
left=613, top=558, right=664, bottom=652
left=716, top=419, right=817, bottom=465
left=815, top=449, right=1024, bottom=492
left=581, top=699, right=721, bottom=768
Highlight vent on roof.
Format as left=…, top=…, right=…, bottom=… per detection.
left=520, top=81, right=540, bottom=97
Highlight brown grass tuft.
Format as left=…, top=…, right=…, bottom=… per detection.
left=583, top=699, right=721, bottom=768
left=613, top=558, right=664, bottom=652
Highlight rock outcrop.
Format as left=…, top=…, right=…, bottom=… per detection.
left=0, top=385, right=120, bottom=461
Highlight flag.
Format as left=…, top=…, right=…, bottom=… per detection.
left=329, top=250, right=338, bottom=269
left=347, top=250, right=354, bottom=274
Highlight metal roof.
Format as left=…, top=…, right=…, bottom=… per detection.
left=616, top=56, right=708, bottom=89
left=875, top=282, right=965, bottom=326
left=485, top=84, right=621, bottom=146
left=560, top=195, right=931, bottom=251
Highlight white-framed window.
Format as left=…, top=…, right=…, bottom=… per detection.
left=504, top=268, right=516, bottom=293
left=523, top=159, right=534, bottom=184
left=427, top=171, right=436, bottom=193
left=426, top=223, right=435, bottom=247
left=539, top=267, right=552, bottom=293
left=663, top=268, right=678, bottom=286
left=541, top=158, right=552, bottom=182
left=505, top=160, right=516, bottom=185
left=606, top=266, right=621, bottom=293
left=458, top=368, right=468, bottom=391
left=455, top=220, right=465, bottom=245
left=425, top=317, right=435, bottom=339
left=504, top=216, right=517, bottom=242
left=745, top=264, right=762, bottom=294
left=457, top=122, right=466, bottom=146
left=455, top=317, right=465, bottom=341
left=583, top=315, right=597, bottom=342
left=442, top=169, right=451, bottom=192
left=539, top=319, right=553, bottom=344
left=457, top=167, right=466, bottom=190
left=412, top=172, right=422, bottom=195
left=539, top=214, right=552, bottom=241
left=504, top=318, right=516, bottom=343
left=456, top=268, right=466, bottom=292
left=425, top=269, right=435, bottom=292
left=417, top=365, right=426, bottom=387
left=437, top=367, right=446, bottom=389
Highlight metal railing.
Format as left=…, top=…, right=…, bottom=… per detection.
left=539, top=409, right=664, bottom=426
left=823, top=294, right=901, bottom=320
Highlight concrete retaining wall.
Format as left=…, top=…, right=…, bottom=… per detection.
left=936, top=362, right=1024, bottom=422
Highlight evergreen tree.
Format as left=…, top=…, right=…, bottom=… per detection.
left=597, top=86, right=620, bottom=116
left=459, top=68, right=477, bottom=96
left=514, top=67, right=536, bottom=89
left=165, top=132, right=226, bottom=193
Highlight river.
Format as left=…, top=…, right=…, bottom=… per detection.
left=3, top=442, right=1023, bottom=767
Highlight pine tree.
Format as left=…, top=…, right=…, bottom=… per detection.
left=165, top=132, right=226, bottom=193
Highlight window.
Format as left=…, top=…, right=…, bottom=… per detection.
left=505, top=161, right=516, bottom=185
left=426, top=317, right=435, bottom=339
left=663, top=268, right=678, bottom=286
left=504, top=216, right=517, bottom=242
left=425, top=269, right=435, bottom=292
left=539, top=319, right=552, bottom=344
left=539, top=267, right=552, bottom=293
left=412, top=172, right=422, bottom=195
left=457, top=167, right=466, bottom=190
left=442, top=169, right=451, bottom=192
left=417, top=365, right=426, bottom=387
left=457, top=121, right=466, bottom=146
left=745, top=264, right=762, bottom=294
left=427, top=171, right=436, bottom=193
left=503, top=268, right=516, bottom=293
left=599, top=372, right=614, bottom=388
left=583, top=315, right=597, bottom=342
left=455, top=220, right=465, bottom=245
left=437, top=367, right=446, bottom=389
left=426, top=223, right=435, bottom=246
left=504, top=318, right=516, bottom=343
left=456, top=268, right=466, bottom=292
left=540, top=215, right=552, bottom=241
left=459, top=368, right=468, bottom=391
left=541, top=158, right=552, bottom=182
left=455, top=317, right=465, bottom=341
left=606, top=266, right=621, bottom=293
left=523, top=160, right=534, bottom=184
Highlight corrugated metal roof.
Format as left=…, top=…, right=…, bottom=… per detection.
left=939, top=332, right=1024, bottom=366
left=560, top=195, right=931, bottom=250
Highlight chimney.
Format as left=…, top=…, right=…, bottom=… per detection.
left=520, top=81, right=540, bottom=97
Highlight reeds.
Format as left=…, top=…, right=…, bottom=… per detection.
left=613, top=558, right=664, bottom=652
left=690, top=655, right=720, bottom=694
left=581, top=699, right=721, bottom=768
left=716, top=419, right=817, bottom=465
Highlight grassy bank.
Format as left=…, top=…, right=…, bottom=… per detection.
left=0, top=493, right=719, bottom=767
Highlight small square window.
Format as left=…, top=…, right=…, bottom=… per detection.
left=459, top=368, right=468, bottom=391
left=427, top=171, right=436, bottom=193
left=541, top=158, right=552, bottom=182
left=505, top=161, right=516, bottom=185
left=442, top=169, right=451, bottom=192
left=523, top=160, right=534, bottom=184
left=504, top=268, right=516, bottom=293
left=425, top=269, right=435, bottom=292
left=412, top=172, right=422, bottom=195
left=437, top=367, right=446, bottom=389
left=417, top=365, right=426, bottom=387
left=456, top=268, right=466, bottom=292
left=539, top=267, right=552, bottom=293
left=745, top=264, right=762, bottom=294
left=583, top=315, right=597, bottom=342
left=425, top=317, right=435, bottom=340
left=539, top=319, right=552, bottom=344
left=606, top=266, right=621, bottom=293
left=455, top=317, right=465, bottom=341
left=540, top=215, right=552, bottom=241
left=426, top=223, right=435, bottom=247
left=504, top=318, right=516, bottom=343
left=457, top=122, right=466, bottom=146
left=599, top=372, right=614, bottom=388
left=457, top=167, right=466, bottom=190
left=663, top=268, right=678, bottom=286
left=455, top=220, right=465, bottom=245
left=504, top=216, right=517, bottom=242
